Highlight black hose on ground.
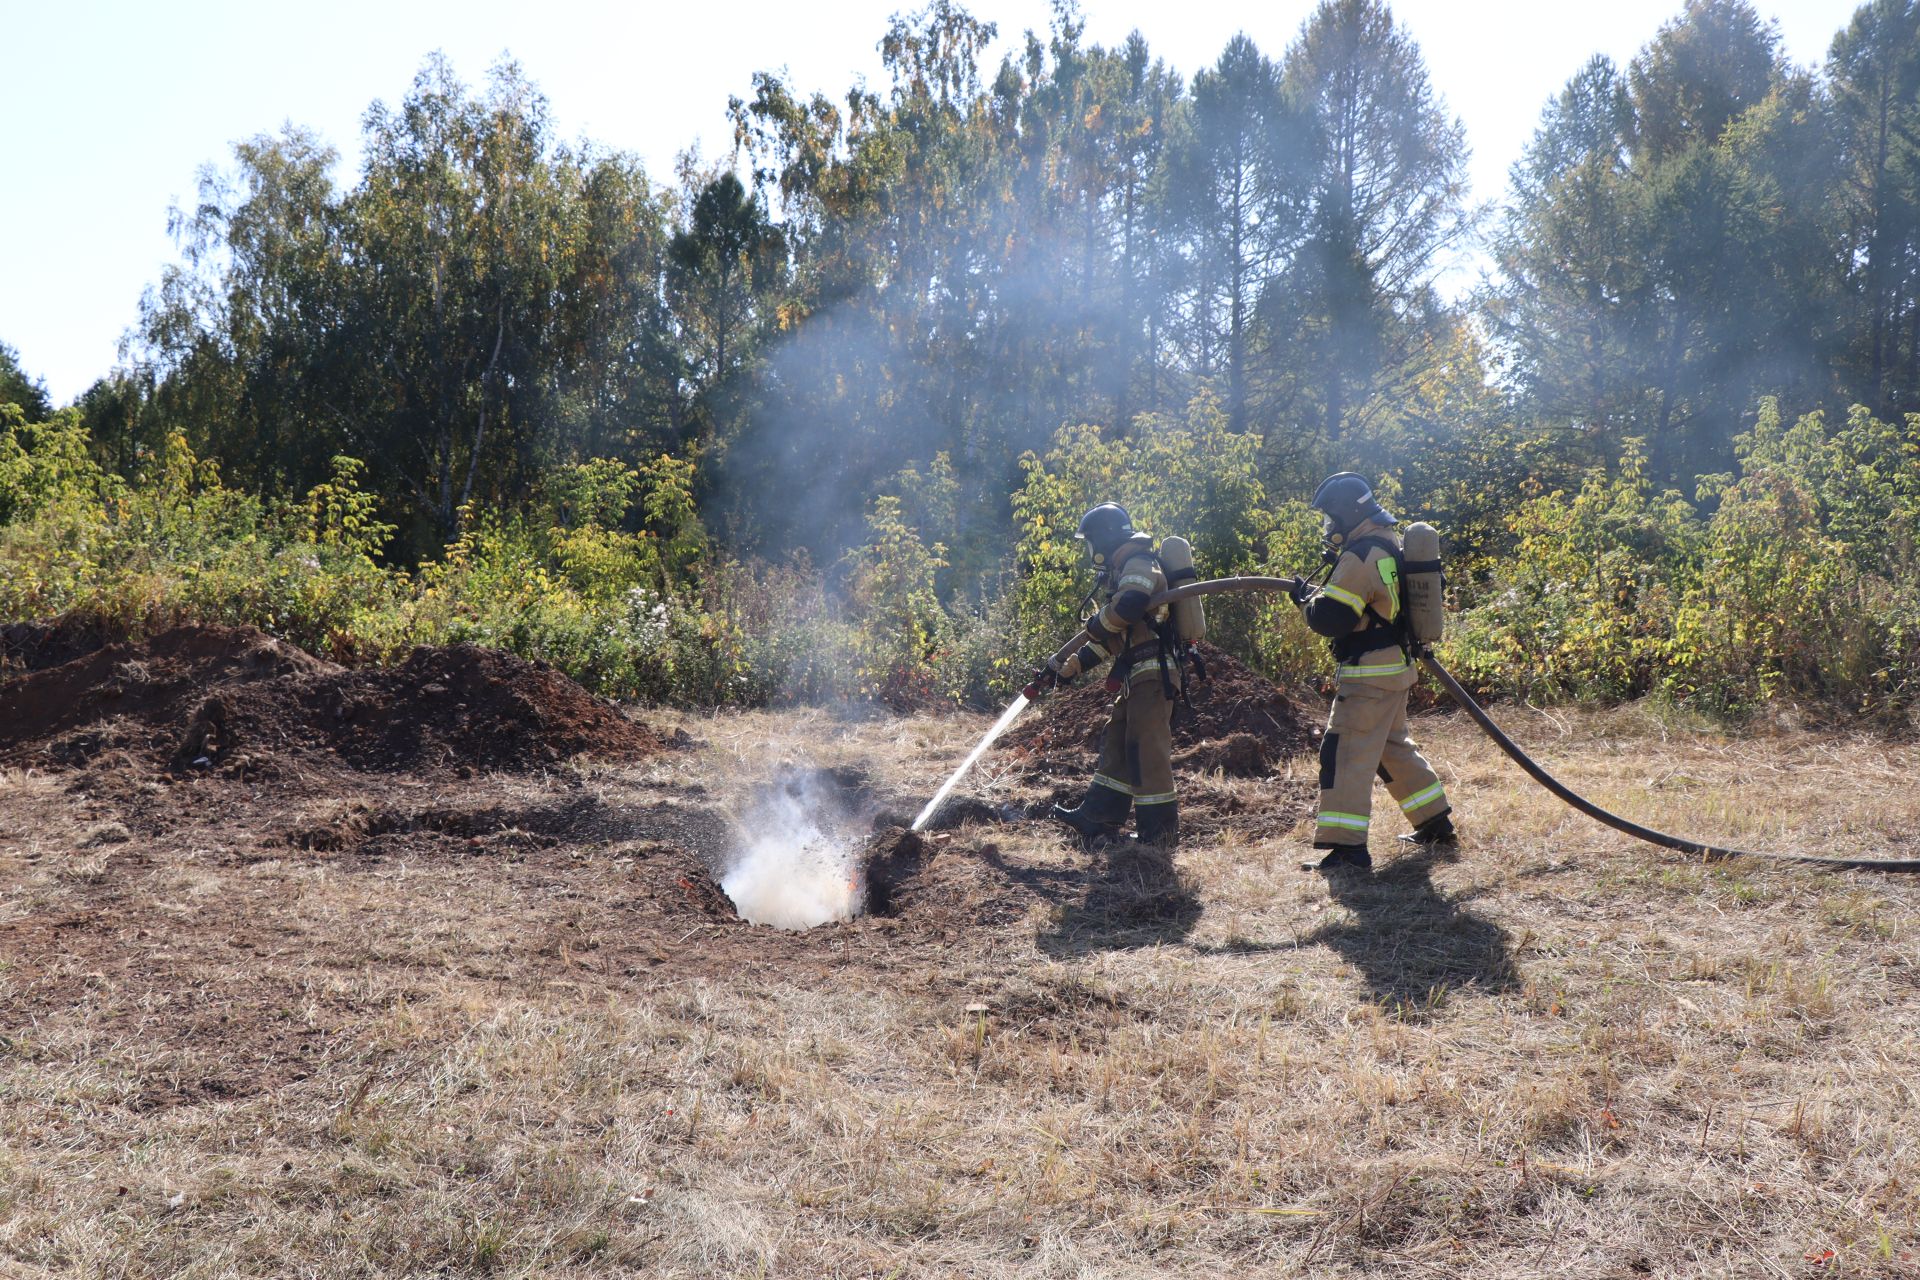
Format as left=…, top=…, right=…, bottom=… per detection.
left=1095, top=576, right=1920, bottom=874
left=1417, top=653, right=1920, bottom=873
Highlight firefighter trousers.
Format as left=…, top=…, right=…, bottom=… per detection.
left=1091, top=664, right=1179, bottom=812
left=1314, top=672, right=1449, bottom=848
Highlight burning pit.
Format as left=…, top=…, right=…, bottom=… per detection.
left=719, top=765, right=876, bottom=929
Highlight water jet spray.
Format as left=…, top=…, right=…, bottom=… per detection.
left=911, top=692, right=1029, bottom=832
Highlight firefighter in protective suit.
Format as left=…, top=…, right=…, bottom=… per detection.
left=1044, top=503, right=1181, bottom=856
left=1289, top=473, right=1456, bottom=872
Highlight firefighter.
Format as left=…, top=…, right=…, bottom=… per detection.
left=1041, top=502, right=1181, bottom=857
left=1288, top=473, right=1456, bottom=872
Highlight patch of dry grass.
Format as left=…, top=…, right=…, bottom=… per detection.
left=2, top=706, right=1919, bottom=1277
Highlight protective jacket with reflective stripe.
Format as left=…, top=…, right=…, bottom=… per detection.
left=1302, top=524, right=1406, bottom=677
left=1091, top=538, right=1170, bottom=652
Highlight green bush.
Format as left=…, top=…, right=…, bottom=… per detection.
left=843, top=495, right=949, bottom=707
left=929, top=583, right=1027, bottom=708
left=7, top=396, right=1919, bottom=722
left=1447, top=402, right=1920, bottom=722
left=0, top=425, right=409, bottom=660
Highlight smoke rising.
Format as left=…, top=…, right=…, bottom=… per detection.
left=719, top=765, right=869, bottom=929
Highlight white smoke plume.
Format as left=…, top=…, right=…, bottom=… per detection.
left=720, top=768, right=866, bottom=930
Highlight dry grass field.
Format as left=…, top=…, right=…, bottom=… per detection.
left=3, top=683, right=1919, bottom=1278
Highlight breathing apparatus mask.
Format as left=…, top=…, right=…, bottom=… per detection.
left=1310, top=472, right=1394, bottom=563
left=1319, top=513, right=1344, bottom=563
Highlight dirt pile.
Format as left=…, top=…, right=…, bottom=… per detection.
left=0, top=624, right=666, bottom=773
left=860, top=826, right=933, bottom=916
left=0, top=625, right=336, bottom=761
left=1, top=617, right=119, bottom=674
left=262, top=643, right=668, bottom=771
left=996, top=641, right=1312, bottom=778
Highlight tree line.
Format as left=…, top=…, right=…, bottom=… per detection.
left=7, top=0, right=1920, bottom=592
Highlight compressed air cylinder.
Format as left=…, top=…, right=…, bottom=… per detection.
left=1402, top=522, right=1444, bottom=644
left=1156, top=535, right=1207, bottom=642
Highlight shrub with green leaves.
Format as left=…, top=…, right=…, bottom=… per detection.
left=7, top=393, right=1919, bottom=721
left=1009, top=391, right=1272, bottom=656
left=1447, top=402, right=1920, bottom=721
left=843, top=494, right=949, bottom=707
left=1, top=422, right=409, bottom=660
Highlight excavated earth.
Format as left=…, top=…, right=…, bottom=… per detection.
left=0, top=623, right=1317, bottom=1105
left=0, top=623, right=667, bottom=773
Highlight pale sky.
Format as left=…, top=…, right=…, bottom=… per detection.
left=1, top=0, right=1855, bottom=405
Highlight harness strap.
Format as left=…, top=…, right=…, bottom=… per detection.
left=1107, top=640, right=1164, bottom=691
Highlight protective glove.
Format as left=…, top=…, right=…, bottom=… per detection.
left=1287, top=576, right=1312, bottom=605
left=1022, top=666, right=1060, bottom=700
left=1051, top=651, right=1084, bottom=681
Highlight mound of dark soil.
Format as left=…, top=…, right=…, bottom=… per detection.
left=0, top=617, right=118, bottom=674
left=860, top=826, right=933, bottom=916
left=0, top=624, right=666, bottom=773
left=0, top=625, right=336, bottom=758
left=265, top=643, right=667, bottom=772
left=854, top=825, right=1038, bottom=928
left=996, top=641, right=1312, bottom=778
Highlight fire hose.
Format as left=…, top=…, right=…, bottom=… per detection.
left=1042, top=576, right=1920, bottom=874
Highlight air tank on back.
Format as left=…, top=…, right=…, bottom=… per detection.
left=1156, top=535, right=1206, bottom=642
left=1401, top=522, right=1444, bottom=644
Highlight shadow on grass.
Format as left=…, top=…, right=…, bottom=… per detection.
left=974, top=828, right=1511, bottom=980
left=1298, top=846, right=1520, bottom=1009
left=975, top=843, right=1203, bottom=956
left=1036, top=878, right=1204, bottom=956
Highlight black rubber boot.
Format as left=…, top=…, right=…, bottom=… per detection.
left=1306, top=844, right=1372, bottom=873
left=1052, top=783, right=1130, bottom=840
left=1131, top=800, right=1178, bottom=851
left=1397, top=811, right=1457, bottom=848
left=1112, top=801, right=1178, bottom=887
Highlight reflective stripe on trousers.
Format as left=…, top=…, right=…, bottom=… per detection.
left=1314, top=676, right=1447, bottom=846
left=1090, top=660, right=1179, bottom=809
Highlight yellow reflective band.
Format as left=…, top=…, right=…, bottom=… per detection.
left=1135, top=791, right=1177, bottom=805
left=1092, top=773, right=1135, bottom=796
left=1118, top=574, right=1157, bottom=591
left=1337, top=661, right=1410, bottom=678
left=1399, top=782, right=1446, bottom=812
left=1317, top=811, right=1370, bottom=831
left=1321, top=584, right=1366, bottom=615
left=1377, top=558, right=1400, bottom=619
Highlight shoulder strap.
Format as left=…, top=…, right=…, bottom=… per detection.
left=1342, top=534, right=1397, bottom=564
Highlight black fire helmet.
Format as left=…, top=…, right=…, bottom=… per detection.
left=1075, top=502, right=1135, bottom=567
left=1309, top=472, right=1395, bottom=540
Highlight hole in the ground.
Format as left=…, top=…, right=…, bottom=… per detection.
left=858, top=827, right=932, bottom=917
left=719, top=765, right=875, bottom=929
